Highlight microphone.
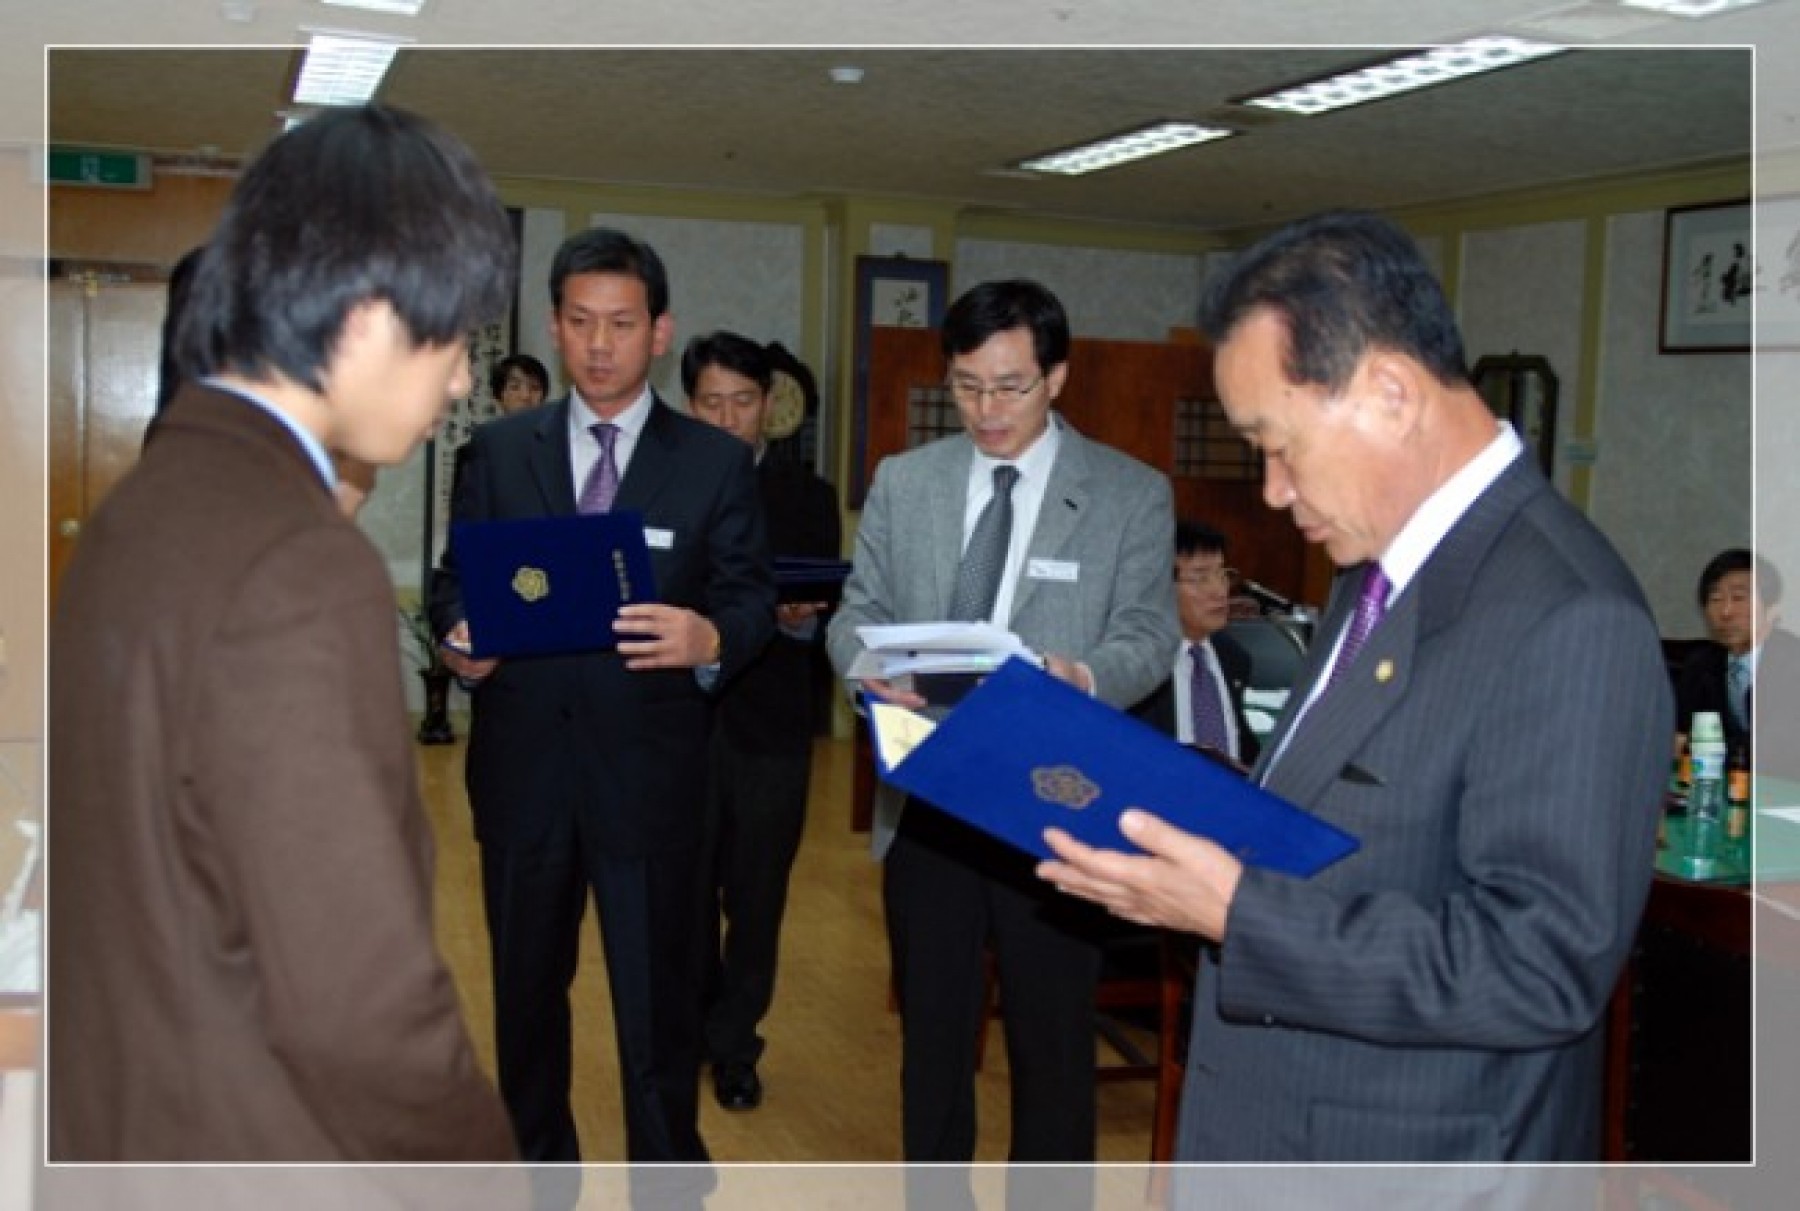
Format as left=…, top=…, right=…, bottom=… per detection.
left=1235, top=576, right=1295, bottom=613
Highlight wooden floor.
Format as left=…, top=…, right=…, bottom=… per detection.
left=417, top=728, right=1159, bottom=1166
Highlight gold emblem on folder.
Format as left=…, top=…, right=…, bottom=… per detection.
left=1375, top=659, right=1394, bottom=684
left=512, top=566, right=550, bottom=603
left=1031, top=765, right=1101, bottom=811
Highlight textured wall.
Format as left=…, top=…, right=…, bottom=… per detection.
left=1592, top=210, right=1752, bottom=635
left=869, top=223, right=935, bottom=259
left=1457, top=219, right=1587, bottom=499
left=953, top=238, right=1204, bottom=341
left=592, top=212, right=808, bottom=405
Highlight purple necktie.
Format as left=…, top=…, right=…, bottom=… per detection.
left=1326, top=563, right=1390, bottom=690
left=578, top=422, right=619, bottom=514
left=1189, top=643, right=1230, bottom=753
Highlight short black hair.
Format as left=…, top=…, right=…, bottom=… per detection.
left=175, top=104, right=516, bottom=392
left=489, top=353, right=550, bottom=399
left=941, top=279, right=1070, bottom=372
left=680, top=331, right=772, bottom=396
left=155, top=246, right=204, bottom=414
left=1198, top=209, right=1469, bottom=395
left=1698, top=548, right=1781, bottom=607
left=1175, top=519, right=1227, bottom=560
left=550, top=227, right=670, bottom=318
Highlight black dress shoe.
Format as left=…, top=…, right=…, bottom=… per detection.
left=713, top=1061, right=762, bottom=1111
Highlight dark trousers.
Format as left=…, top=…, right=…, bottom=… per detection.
left=883, top=804, right=1104, bottom=1167
left=479, top=827, right=711, bottom=1176
left=698, top=733, right=812, bottom=1067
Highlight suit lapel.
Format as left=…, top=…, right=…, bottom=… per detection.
left=615, top=396, right=679, bottom=515
left=930, top=438, right=975, bottom=616
left=1259, top=458, right=1544, bottom=804
left=1262, top=577, right=1419, bottom=807
left=1253, top=568, right=1357, bottom=785
left=530, top=398, right=579, bottom=515
left=1009, top=423, right=1090, bottom=623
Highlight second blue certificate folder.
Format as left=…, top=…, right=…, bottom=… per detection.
left=451, top=512, right=658, bottom=659
left=869, top=656, right=1359, bottom=878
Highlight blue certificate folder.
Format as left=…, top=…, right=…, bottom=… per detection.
left=773, top=555, right=854, bottom=605
left=869, top=657, right=1359, bottom=877
left=451, top=512, right=657, bottom=659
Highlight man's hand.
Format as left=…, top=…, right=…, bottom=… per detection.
left=614, top=604, right=720, bottom=671
left=776, top=601, right=827, bottom=628
left=1042, top=652, right=1094, bottom=694
left=439, top=620, right=500, bottom=682
left=856, top=676, right=927, bottom=711
left=1037, top=810, right=1244, bottom=941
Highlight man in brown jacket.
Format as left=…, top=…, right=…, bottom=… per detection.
left=48, top=105, right=520, bottom=1168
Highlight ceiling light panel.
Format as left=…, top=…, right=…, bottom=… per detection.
left=1242, top=37, right=1564, bottom=116
left=292, top=32, right=405, bottom=106
left=320, top=0, right=428, bottom=14
left=1620, top=0, right=1768, bottom=16
left=1018, top=122, right=1235, bottom=176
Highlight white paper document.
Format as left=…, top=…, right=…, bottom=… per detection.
left=846, top=621, right=1043, bottom=683
left=866, top=700, right=938, bottom=770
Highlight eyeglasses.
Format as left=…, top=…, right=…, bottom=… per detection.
left=946, top=375, right=1045, bottom=405
left=1174, top=566, right=1238, bottom=589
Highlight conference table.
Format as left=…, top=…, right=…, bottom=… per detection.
left=1602, top=776, right=1800, bottom=1163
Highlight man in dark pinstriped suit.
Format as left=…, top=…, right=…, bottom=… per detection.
left=1042, top=210, right=1671, bottom=1168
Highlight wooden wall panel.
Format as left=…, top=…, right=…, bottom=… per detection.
left=48, top=174, right=232, bottom=266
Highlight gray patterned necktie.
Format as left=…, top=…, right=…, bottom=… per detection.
left=1728, top=654, right=1750, bottom=730
left=578, top=422, right=620, bottom=514
left=947, top=464, right=1021, bottom=622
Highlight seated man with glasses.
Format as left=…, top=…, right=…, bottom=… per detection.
left=1134, top=518, right=1260, bottom=767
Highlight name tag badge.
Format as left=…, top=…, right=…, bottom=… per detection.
left=644, top=526, right=676, bottom=551
left=1027, top=558, right=1079, bottom=583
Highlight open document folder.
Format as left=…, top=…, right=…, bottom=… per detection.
left=451, top=511, right=658, bottom=659
left=866, top=657, right=1359, bottom=877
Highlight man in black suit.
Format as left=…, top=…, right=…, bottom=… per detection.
left=1042, top=211, right=1668, bottom=1168
left=430, top=229, right=774, bottom=1200
left=681, top=331, right=841, bottom=1113
left=1135, top=519, right=1261, bottom=767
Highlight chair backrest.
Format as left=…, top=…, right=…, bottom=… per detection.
left=1660, top=636, right=1713, bottom=696
left=1223, top=617, right=1309, bottom=694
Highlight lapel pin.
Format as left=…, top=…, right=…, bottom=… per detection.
left=1376, top=659, right=1395, bottom=684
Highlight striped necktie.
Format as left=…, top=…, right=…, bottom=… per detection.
left=578, top=422, right=620, bottom=514
left=1326, top=563, right=1390, bottom=691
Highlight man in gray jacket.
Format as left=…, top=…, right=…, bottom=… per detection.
left=829, top=278, right=1177, bottom=1203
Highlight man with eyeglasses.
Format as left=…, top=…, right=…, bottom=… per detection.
left=828, top=278, right=1178, bottom=1203
left=1135, top=519, right=1260, bottom=768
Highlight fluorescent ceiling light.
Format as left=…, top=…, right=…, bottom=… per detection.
left=320, top=0, right=428, bottom=14
left=1017, top=122, right=1235, bottom=176
left=1241, top=37, right=1564, bottom=116
left=1620, top=0, right=1768, bottom=15
left=292, top=31, right=406, bottom=106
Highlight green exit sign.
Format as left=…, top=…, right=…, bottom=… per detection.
left=47, top=148, right=152, bottom=190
